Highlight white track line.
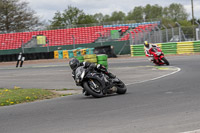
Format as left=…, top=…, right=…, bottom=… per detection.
left=125, top=66, right=181, bottom=86
left=124, top=66, right=200, bottom=133
left=180, top=129, right=200, bottom=133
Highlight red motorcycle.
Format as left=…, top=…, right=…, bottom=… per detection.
left=149, top=46, right=170, bottom=66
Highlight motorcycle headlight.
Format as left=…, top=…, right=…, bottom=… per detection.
left=156, top=52, right=161, bottom=56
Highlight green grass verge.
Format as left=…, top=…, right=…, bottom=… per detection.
left=0, top=88, right=70, bottom=106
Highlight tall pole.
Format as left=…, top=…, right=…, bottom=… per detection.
left=191, top=0, right=194, bottom=25
left=176, top=22, right=182, bottom=42
left=168, top=24, right=174, bottom=40
left=162, top=25, right=169, bottom=42
left=191, top=0, right=195, bottom=39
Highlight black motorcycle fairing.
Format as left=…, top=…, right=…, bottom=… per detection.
left=84, top=72, right=106, bottom=90
left=74, top=65, right=127, bottom=97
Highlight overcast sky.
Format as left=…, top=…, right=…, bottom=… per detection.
left=25, top=0, right=200, bottom=22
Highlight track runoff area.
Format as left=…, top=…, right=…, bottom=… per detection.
left=0, top=57, right=180, bottom=90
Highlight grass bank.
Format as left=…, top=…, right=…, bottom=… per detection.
left=0, top=87, right=71, bottom=106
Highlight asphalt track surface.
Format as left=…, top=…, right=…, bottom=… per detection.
left=0, top=55, right=200, bottom=133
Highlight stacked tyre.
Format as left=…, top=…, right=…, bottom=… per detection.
left=84, top=54, right=97, bottom=64
left=97, top=54, right=108, bottom=68
left=75, top=56, right=84, bottom=63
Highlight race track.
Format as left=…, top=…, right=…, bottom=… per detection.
left=0, top=55, right=200, bottom=133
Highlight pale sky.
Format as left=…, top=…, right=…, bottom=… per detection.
left=25, top=0, right=200, bottom=22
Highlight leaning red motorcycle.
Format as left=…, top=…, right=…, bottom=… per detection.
left=149, top=47, right=170, bottom=66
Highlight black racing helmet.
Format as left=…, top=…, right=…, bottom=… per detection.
left=144, top=41, right=149, bottom=48
left=69, top=58, right=80, bottom=70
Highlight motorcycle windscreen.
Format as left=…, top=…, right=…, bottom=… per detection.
left=75, top=66, right=84, bottom=79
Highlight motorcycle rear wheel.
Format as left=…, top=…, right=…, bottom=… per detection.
left=115, top=79, right=127, bottom=94
left=83, top=79, right=104, bottom=98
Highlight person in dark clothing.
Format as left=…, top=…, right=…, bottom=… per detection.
left=69, top=58, right=118, bottom=96
left=69, top=58, right=116, bottom=80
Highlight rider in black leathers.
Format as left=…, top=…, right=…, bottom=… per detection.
left=69, top=58, right=116, bottom=81
left=69, top=58, right=117, bottom=96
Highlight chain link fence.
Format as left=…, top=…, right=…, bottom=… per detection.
left=129, top=25, right=200, bottom=45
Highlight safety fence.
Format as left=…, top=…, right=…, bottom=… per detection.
left=130, top=41, right=200, bottom=56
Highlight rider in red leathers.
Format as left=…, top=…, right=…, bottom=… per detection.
left=144, top=41, right=160, bottom=63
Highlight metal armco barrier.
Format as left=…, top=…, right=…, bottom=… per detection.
left=193, top=41, right=200, bottom=53
left=130, top=41, right=200, bottom=56
left=177, top=42, right=194, bottom=54
left=161, top=42, right=177, bottom=55
left=130, top=45, right=145, bottom=56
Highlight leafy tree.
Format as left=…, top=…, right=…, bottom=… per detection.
left=62, top=6, right=85, bottom=25
left=150, top=4, right=163, bottom=19
left=93, top=13, right=104, bottom=23
left=126, top=6, right=144, bottom=21
left=49, top=3, right=194, bottom=28
left=102, top=14, right=111, bottom=22
left=161, top=18, right=176, bottom=28
left=163, top=3, right=189, bottom=21
left=143, top=4, right=152, bottom=20
left=0, top=0, right=41, bottom=33
left=49, top=11, right=64, bottom=28
left=77, top=14, right=97, bottom=25
left=50, top=6, right=98, bottom=28
left=178, top=20, right=192, bottom=26
left=109, top=11, right=126, bottom=22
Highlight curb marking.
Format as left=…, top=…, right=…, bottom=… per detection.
left=125, top=66, right=181, bottom=86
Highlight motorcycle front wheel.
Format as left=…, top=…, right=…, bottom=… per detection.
left=161, top=57, right=170, bottom=65
left=83, top=79, right=104, bottom=98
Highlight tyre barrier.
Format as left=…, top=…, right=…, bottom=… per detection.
left=75, top=56, right=84, bottom=63
left=98, top=60, right=108, bottom=68
left=74, top=54, right=108, bottom=68
left=97, top=54, right=108, bottom=61
left=86, top=48, right=94, bottom=55
left=84, top=54, right=97, bottom=64
left=54, top=48, right=94, bottom=59
left=97, top=54, right=108, bottom=68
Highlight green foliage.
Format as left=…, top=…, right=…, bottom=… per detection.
left=110, top=11, right=126, bottom=21
left=144, top=4, right=163, bottom=20
left=77, top=14, right=98, bottom=25
left=163, top=3, right=189, bottom=21
left=0, top=1, right=195, bottom=32
left=0, top=0, right=41, bottom=33
left=102, top=14, right=111, bottom=22
left=178, top=20, right=192, bottom=26
left=50, top=6, right=99, bottom=28
left=126, top=6, right=144, bottom=21
left=49, top=11, right=64, bottom=28
left=93, top=13, right=104, bottom=23
left=161, top=18, right=176, bottom=28
left=49, top=3, right=192, bottom=29
left=0, top=88, right=58, bottom=106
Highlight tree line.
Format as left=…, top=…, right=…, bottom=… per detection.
left=50, top=3, right=193, bottom=29
left=0, top=0, right=199, bottom=33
